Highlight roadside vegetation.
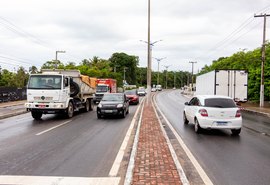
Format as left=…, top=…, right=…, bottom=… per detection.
left=1, top=42, right=269, bottom=102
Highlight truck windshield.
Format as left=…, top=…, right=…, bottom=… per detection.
left=28, top=75, right=62, bottom=90
left=96, top=86, right=109, bottom=93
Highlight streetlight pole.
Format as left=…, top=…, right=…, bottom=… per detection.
left=189, top=61, right=197, bottom=91
left=153, top=57, right=166, bottom=85
left=174, top=71, right=176, bottom=88
left=55, top=50, right=66, bottom=69
left=163, top=65, right=170, bottom=89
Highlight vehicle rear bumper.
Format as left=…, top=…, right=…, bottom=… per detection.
left=198, top=117, right=242, bottom=129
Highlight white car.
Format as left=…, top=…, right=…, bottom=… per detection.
left=137, top=88, right=146, bottom=96
left=183, top=95, right=242, bottom=135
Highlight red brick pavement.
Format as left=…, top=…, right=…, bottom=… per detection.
left=132, top=103, right=182, bottom=185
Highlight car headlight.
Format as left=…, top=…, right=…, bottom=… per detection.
left=117, top=103, right=123, bottom=108
left=98, top=103, right=102, bottom=108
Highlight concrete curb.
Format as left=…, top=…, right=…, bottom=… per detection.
left=242, top=108, right=270, bottom=118
left=0, top=109, right=28, bottom=120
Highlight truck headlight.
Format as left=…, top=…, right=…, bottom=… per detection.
left=98, top=103, right=102, bottom=108
left=117, top=104, right=123, bottom=108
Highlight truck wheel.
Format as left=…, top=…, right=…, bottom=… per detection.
left=32, top=112, right=42, bottom=120
left=89, top=99, right=93, bottom=111
left=83, top=99, right=90, bottom=112
left=66, top=101, right=74, bottom=118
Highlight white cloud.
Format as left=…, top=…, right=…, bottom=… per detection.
left=0, top=0, right=269, bottom=73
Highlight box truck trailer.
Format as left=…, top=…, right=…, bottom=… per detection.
left=195, top=70, right=248, bottom=102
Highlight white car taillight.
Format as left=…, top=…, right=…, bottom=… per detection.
left=235, top=109, right=241, bottom=117
left=199, top=109, right=208, bottom=117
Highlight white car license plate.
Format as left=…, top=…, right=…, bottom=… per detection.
left=216, top=121, right=228, bottom=126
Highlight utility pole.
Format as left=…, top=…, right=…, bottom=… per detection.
left=123, top=67, right=127, bottom=85
left=55, top=50, right=66, bottom=68
left=174, top=71, right=176, bottom=88
left=254, top=13, right=270, bottom=107
left=189, top=61, right=197, bottom=91
left=153, top=57, right=166, bottom=85
left=163, top=65, right=170, bottom=89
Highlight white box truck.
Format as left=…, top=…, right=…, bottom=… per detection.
left=25, top=69, right=96, bottom=120
left=195, top=70, right=248, bottom=102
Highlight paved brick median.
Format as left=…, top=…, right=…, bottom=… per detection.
left=132, top=103, right=182, bottom=185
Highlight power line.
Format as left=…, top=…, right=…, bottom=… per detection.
left=198, top=3, right=270, bottom=60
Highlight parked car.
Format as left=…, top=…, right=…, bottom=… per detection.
left=137, top=88, right=146, bottom=96
left=183, top=95, right=242, bottom=135
left=97, top=93, right=129, bottom=119
left=124, top=90, right=139, bottom=105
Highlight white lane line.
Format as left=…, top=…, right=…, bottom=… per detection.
left=124, top=101, right=144, bottom=185
left=0, top=175, right=120, bottom=185
left=154, top=97, right=214, bottom=185
left=109, top=99, right=144, bottom=177
left=35, top=120, right=72, bottom=136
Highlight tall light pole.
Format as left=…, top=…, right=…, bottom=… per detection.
left=55, top=50, right=66, bottom=69
left=174, top=71, right=176, bottom=88
left=163, top=65, right=170, bottom=89
left=254, top=13, right=270, bottom=107
left=153, top=57, right=166, bottom=85
left=56, top=50, right=66, bottom=61
left=189, top=61, right=197, bottom=91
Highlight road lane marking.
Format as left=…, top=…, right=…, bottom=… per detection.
left=35, top=120, right=72, bottom=136
left=153, top=96, right=214, bottom=185
left=0, top=175, right=120, bottom=185
left=109, top=98, right=145, bottom=177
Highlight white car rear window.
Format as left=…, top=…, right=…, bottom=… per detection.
left=204, top=98, right=236, bottom=108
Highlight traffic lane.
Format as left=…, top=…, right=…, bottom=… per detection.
left=156, top=90, right=270, bottom=185
left=242, top=112, right=270, bottom=135
left=0, top=104, right=139, bottom=177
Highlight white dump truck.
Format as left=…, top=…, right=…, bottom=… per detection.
left=25, top=69, right=96, bottom=120
left=195, top=70, right=248, bottom=102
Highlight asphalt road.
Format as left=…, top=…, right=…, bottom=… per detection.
left=0, top=104, right=139, bottom=178
left=155, top=90, right=270, bottom=185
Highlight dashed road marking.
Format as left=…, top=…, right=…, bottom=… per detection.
left=35, top=120, right=72, bottom=136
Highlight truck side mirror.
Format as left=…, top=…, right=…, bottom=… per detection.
left=64, top=78, right=69, bottom=87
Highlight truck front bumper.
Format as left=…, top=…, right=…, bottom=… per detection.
left=25, top=102, right=67, bottom=114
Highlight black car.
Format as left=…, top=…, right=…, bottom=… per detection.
left=97, top=93, right=129, bottom=119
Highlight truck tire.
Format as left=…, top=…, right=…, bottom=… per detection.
left=32, top=112, right=42, bottom=120
left=70, top=81, right=80, bottom=97
left=66, top=101, right=74, bottom=118
left=89, top=99, right=93, bottom=111
left=83, top=99, right=90, bottom=112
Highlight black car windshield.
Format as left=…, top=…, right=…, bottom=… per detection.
left=102, top=94, right=124, bottom=101
left=204, top=98, right=237, bottom=108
